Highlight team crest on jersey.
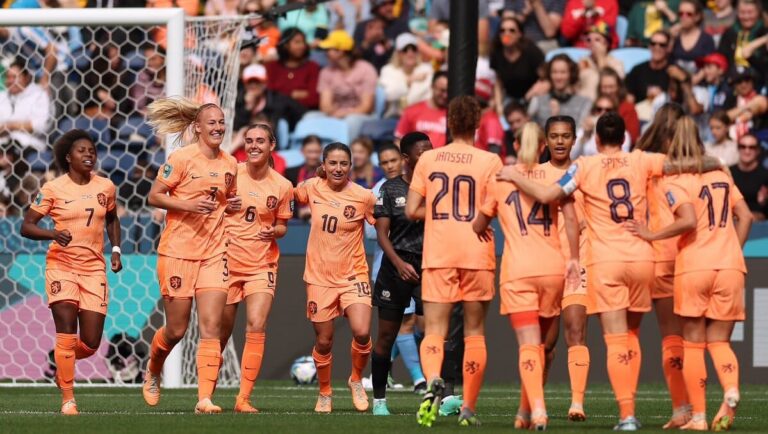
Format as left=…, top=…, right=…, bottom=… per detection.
left=395, top=196, right=406, bottom=207
left=162, top=164, right=173, bottom=179
left=266, top=195, right=278, bottom=210
left=224, top=172, right=234, bottom=188
left=170, top=276, right=182, bottom=290
left=97, top=193, right=107, bottom=208
left=50, top=281, right=61, bottom=295
left=344, top=205, right=356, bottom=219
left=307, top=301, right=318, bottom=317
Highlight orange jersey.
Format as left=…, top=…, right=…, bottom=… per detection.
left=664, top=172, right=747, bottom=274
left=295, top=177, right=376, bottom=286
left=549, top=164, right=587, bottom=262
left=481, top=163, right=564, bottom=282
left=648, top=175, right=679, bottom=263
left=31, top=174, right=116, bottom=274
left=410, top=143, right=503, bottom=270
left=557, top=150, right=665, bottom=266
left=156, top=144, right=238, bottom=260
left=225, top=164, right=293, bottom=274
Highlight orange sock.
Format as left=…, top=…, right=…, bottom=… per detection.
left=519, top=344, right=545, bottom=413
left=683, top=341, right=707, bottom=415
left=461, top=336, right=487, bottom=412
left=75, top=340, right=97, bottom=360
left=661, top=335, right=688, bottom=409
left=518, top=382, right=531, bottom=415
left=707, top=341, right=739, bottom=393
left=350, top=338, right=372, bottom=382
left=628, top=328, right=642, bottom=398
left=238, top=332, right=265, bottom=401
left=196, top=338, right=222, bottom=401
left=312, top=347, right=333, bottom=396
left=567, top=345, right=590, bottom=406
left=419, top=334, right=444, bottom=382
left=148, top=327, right=173, bottom=376
left=55, top=333, right=77, bottom=403
left=605, top=333, right=635, bottom=419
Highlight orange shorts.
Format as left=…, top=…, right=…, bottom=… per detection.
left=226, top=270, right=277, bottom=305
left=652, top=261, right=675, bottom=299
left=587, top=261, right=653, bottom=314
left=500, top=275, right=563, bottom=318
left=306, top=276, right=372, bottom=322
left=562, top=264, right=588, bottom=309
left=421, top=268, right=495, bottom=303
left=157, top=252, right=228, bottom=299
left=46, top=269, right=108, bottom=315
left=674, top=270, right=745, bottom=321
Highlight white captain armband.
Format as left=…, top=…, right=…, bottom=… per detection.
left=557, top=164, right=579, bottom=196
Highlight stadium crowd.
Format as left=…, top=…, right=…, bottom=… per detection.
left=1, top=0, right=768, bottom=225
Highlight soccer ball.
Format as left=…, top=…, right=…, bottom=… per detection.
left=290, top=355, right=317, bottom=385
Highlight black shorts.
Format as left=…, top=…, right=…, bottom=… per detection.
left=374, top=251, right=423, bottom=315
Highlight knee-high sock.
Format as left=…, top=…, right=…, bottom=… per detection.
left=238, top=332, right=265, bottom=401
left=661, top=335, right=688, bottom=409
left=605, top=333, right=635, bottom=419
left=707, top=341, right=739, bottom=394
left=371, top=351, right=391, bottom=399
left=350, top=338, right=372, bottom=382
left=148, top=327, right=173, bottom=376
left=396, top=333, right=425, bottom=383
left=567, top=345, right=590, bottom=406
left=628, top=328, right=642, bottom=397
left=313, top=347, right=333, bottom=396
left=683, top=341, right=707, bottom=415
left=419, top=334, right=444, bottom=382
left=519, top=344, right=545, bottom=413
left=55, top=333, right=77, bottom=403
left=196, top=338, right=222, bottom=401
left=461, top=336, right=487, bottom=412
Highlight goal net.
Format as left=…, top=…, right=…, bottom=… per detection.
left=0, top=9, right=245, bottom=387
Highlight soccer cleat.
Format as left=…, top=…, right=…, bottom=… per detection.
left=61, top=399, right=78, bottom=416
left=712, top=389, right=739, bottom=431
left=568, top=403, right=586, bottom=422
left=513, top=412, right=530, bottom=429
left=417, top=377, right=445, bottom=427
left=142, top=371, right=161, bottom=407
left=457, top=407, right=481, bottom=426
left=314, top=394, right=332, bottom=413
left=372, top=400, right=390, bottom=416
left=348, top=377, right=369, bottom=412
left=613, top=416, right=640, bottom=431
left=662, top=405, right=692, bottom=429
left=194, top=398, right=222, bottom=414
left=233, top=397, right=259, bottom=414
left=362, top=375, right=373, bottom=391
left=413, top=380, right=427, bottom=395
left=438, top=394, right=463, bottom=416
left=680, top=415, right=708, bottom=431
left=531, top=409, right=548, bottom=431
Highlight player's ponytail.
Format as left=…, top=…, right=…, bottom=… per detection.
left=667, top=116, right=704, bottom=174
left=147, top=97, right=220, bottom=145
left=517, top=122, right=544, bottom=169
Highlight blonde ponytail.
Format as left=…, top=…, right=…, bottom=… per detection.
left=667, top=116, right=705, bottom=174
left=517, top=122, right=544, bottom=169
left=147, top=97, right=220, bottom=145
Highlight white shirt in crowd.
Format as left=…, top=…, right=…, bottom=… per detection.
left=378, top=62, right=434, bottom=118
left=0, top=83, right=52, bottom=153
left=571, top=129, right=632, bottom=159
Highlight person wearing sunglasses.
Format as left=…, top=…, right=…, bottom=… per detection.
left=730, top=133, right=768, bottom=221
left=490, top=16, right=545, bottom=105
left=670, top=0, right=715, bottom=74
left=561, top=0, right=619, bottom=49
left=626, top=30, right=672, bottom=103
left=379, top=33, right=434, bottom=118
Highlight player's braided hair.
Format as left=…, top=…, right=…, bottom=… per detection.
left=147, top=97, right=221, bottom=146
left=53, top=129, right=93, bottom=173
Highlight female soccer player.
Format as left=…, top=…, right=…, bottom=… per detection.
left=142, top=98, right=240, bottom=414
left=21, top=129, right=122, bottom=415
left=219, top=123, right=293, bottom=413
left=294, top=142, right=377, bottom=414
left=406, top=96, right=502, bottom=427
left=626, top=117, right=752, bottom=431
left=473, top=122, right=580, bottom=431
left=634, top=103, right=692, bottom=428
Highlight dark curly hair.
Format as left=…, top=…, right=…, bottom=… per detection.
left=54, top=129, right=94, bottom=173
left=448, top=95, right=481, bottom=139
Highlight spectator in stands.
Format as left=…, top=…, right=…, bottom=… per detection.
left=561, top=0, right=620, bottom=48
left=356, top=16, right=394, bottom=71
left=329, top=0, right=372, bottom=36
left=671, top=0, right=716, bottom=73
left=285, top=135, right=322, bottom=187
left=705, top=110, right=739, bottom=166
left=626, top=30, right=672, bottom=103
left=571, top=97, right=631, bottom=157
left=277, top=0, right=330, bottom=45
left=598, top=67, right=640, bottom=143
left=349, top=137, right=384, bottom=188
left=727, top=69, right=768, bottom=138
left=395, top=71, right=448, bottom=147
left=130, top=45, right=165, bottom=116
left=205, top=0, right=241, bottom=16
left=503, top=0, right=565, bottom=52
left=529, top=54, right=592, bottom=127
left=490, top=16, right=545, bottom=105
left=662, top=64, right=706, bottom=117
left=354, top=0, right=409, bottom=44
left=240, top=0, right=280, bottom=63
left=266, top=28, right=321, bottom=110
left=718, top=0, right=768, bottom=83
left=317, top=30, right=377, bottom=140
left=704, top=0, right=736, bottom=44
left=503, top=101, right=530, bottom=163
left=378, top=33, right=433, bottom=118
left=0, top=58, right=51, bottom=156
left=429, top=0, right=491, bottom=54
left=475, top=77, right=506, bottom=158
left=626, top=0, right=679, bottom=47
left=697, top=52, right=735, bottom=113
left=577, top=21, right=624, bottom=101
left=730, top=133, right=768, bottom=221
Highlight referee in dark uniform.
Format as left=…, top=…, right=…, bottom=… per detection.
left=371, top=132, right=433, bottom=416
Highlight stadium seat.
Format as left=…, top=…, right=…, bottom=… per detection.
left=27, top=151, right=53, bottom=172
left=117, top=116, right=154, bottom=140
left=545, top=47, right=590, bottom=63
left=290, top=116, right=349, bottom=148
left=279, top=149, right=305, bottom=168
left=57, top=115, right=112, bottom=150
left=374, top=85, right=386, bottom=119
left=610, top=47, right=651, bottom=74
left=359, top=118, right=398, bottom=149
left=277, top=118, right=290, bottom=150
left=616, top=15, right=629, bottom=48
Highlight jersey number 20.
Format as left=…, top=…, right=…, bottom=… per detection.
left=429, top=172, right=476, bottom=222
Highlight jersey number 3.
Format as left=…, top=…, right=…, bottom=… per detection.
left=429, top=172, right=476, bottom=222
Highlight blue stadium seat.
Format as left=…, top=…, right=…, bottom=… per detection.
left=616, top=15, right=629, bottom=48
left=278, top=149, right=305, bottom=168
left=290, top=116, right=350, bottom=148
left=545, top=47, right=590, bottom=63
left=57, top=116, right=112, bottom=150
left=610, top=47, right=651, bottom=74
left=27, top=151, right=53, bottom=172
left=117, top=116, right=154, bottom=141
left=277, top=118, right=290, bottom=150
left=374, top=85, right=386, bottom=119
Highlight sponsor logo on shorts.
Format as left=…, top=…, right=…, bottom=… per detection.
left=344, top=205, right=356, bottom=219
left=395, top=196, right=406, bottom=207
left=224, top=172, right=234, bottom=188
left=50, top=281, right=61, bottom=295
left=381, top=290, right=391, bottom=301
left=266, top=195, right=278, bottom=210
left=308, top=301, right=318, bottom=317
left=97, top=193, right=107, bottom=208
left=170, top=276, right=182, bottom=290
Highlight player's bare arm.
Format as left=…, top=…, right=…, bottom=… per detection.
left=496, top=165, right=566, bottom=204
left=661, top=156, right=723, bottom=175
left=148, top=180, right=216, bottom=214
left=255, top=218, right=289, bottom=241
left=105, top=207, right=122, bottom=273
left=405, top=189, right=426, bottom=221
left=732, top=199, right=753, bottom=247
left=624, top=203, right=696, bottom=241
left=20, top=209, right=72, bottom=246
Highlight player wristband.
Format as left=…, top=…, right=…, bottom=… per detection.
left=112, top=246, right=122, bottom=255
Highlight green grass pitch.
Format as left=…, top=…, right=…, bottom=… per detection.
left=2, top=382, right=767, bottom=433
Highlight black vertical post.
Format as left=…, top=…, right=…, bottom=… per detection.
left=446, top=0, right=478, bottom=139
